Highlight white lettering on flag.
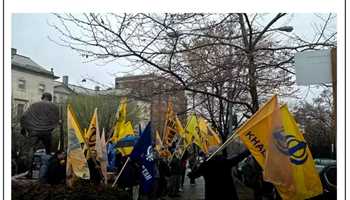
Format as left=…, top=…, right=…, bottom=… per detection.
left=142, top=165, right=152, bottom=181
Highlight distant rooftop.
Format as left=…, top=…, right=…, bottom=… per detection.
left=54, top=79, right=130, bottom=96
left=115, top=74, right=156, bottom=82
left=11, top=48, right=59, bottom=79
left=54, top=81, right=96, bottom=95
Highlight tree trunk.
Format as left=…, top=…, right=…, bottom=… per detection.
left=248, top=52, right=259, bottom=113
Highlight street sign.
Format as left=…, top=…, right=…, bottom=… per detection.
left=295, top=49, right=332, bottom=85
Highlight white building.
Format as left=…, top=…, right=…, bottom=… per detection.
left=11, top=48, right=59, bottom=122
left=11, top=47, right=151, bottom=130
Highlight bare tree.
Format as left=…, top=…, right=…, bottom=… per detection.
left=49, top=13, right=336, bottom=141
left=293, top=89, right=335, bottom=158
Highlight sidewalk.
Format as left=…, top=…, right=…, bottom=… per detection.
left=166, top=175, right=254, bottom=200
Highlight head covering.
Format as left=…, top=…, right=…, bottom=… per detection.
left=41, top=92, right=53, bottom=101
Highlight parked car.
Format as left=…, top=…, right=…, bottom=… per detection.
left=314, top=158, right=336, bottom=172
left=314, top=158, right=337, bottom=199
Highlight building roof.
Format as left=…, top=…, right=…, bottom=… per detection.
left=54, top=81, right=97, bottom=95
left=68, top=84, right=97, bottom=95
left=11, top=50, right=59, bottom=79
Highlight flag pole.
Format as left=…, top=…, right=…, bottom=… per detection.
left=112, top=157, right=130, bottom=188
left=162, top=97, right=171, bottom=145
left=169, top=136, right=183, bottom=162
left=206, top=132, right=239, bottom=161
left=206, top=96, right=279, bottom=161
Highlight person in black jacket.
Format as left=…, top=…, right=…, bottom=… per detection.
left=21, top=93, right=59, bottom=178
left=118, top=157, right=141, bottom=200
left=188, top=149, right=251, bottom=200
left=20, top=92, right=59, bottom=155
left=157, top=157, right=170, bottom=198
left=87, top=150, right=103, bottom=188
left=168, top=155, right=182, bottom=197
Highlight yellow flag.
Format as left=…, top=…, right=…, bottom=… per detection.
left=84, top=108, right=98, bottom=158
left=155, top=130, right=164, bottom=152
left=111, top=98, right=128, bottom=142
left=185, top=114, right=204, bottom=152
left=118, top=147, right=134, bottom=156
left=237, top=96, right=280, bottom=166
left=111, top=97, right=136, bottom=155
left=197, top=117, right=209, bottom=154
left=118, top=121, right=135, bottom=139
left=116, top=121, right=135, bottom=156
left=155, top=130, right=171, bottom=158
left=175, top=116, right=185, bottom=138
left=67, top=105, right=85, bottom=144
left=277, top=105, right=323, bottom=199
left=66, top=105, right=90, bottom=187
left=237, top=96, right=296, bottom=199
left=163, top=98, right=184, bottom=146
left=198, top=117, right=208, bottom=137
left=207, top=126, right=222, bottom=147
left=111, top=119, right=135, bottom=143
left=117, top=97, right=127, bottom=123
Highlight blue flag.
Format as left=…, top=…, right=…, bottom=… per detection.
left=130, top=122, right=155, bottom=193
left=107, top=142, right=118, bottom=171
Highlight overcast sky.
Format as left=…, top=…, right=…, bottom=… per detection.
left=12, top=13, right=336, bottom=101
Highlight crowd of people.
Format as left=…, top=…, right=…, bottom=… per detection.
left=23, top=143, right=284, bottom=200
left=106, top=143, right=266, bottom=200
left=17, top=92, right=280, bottom=200
left=109, top=145, right=195, bottom=200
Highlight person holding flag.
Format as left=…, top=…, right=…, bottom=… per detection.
left=128, top=122, right=156, bottom=198
left=66, top=104, right=90, bottom=187
left=188, top=147, right=250, bottom=200
left=236, top=96, right=323, bottom=200
left=87, top=149, right=103, bottom=189
left=207, top=95, right=323, bottom=200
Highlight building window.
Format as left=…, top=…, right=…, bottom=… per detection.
left=38, top=84, right=45, bottom=93
left=18, top=79, right=26, bottom=89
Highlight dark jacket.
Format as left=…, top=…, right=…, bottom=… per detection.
left=188, top=150, right=251, bottom=200
left=20, top=100, right=59, bottom=133
left=158, top=159, right=171, bottom=178
left=169, top=157, right=182, bottom=175
left=47, top=156, right=65, bottom=185
left=119, top=160, right=140, bottom=188
left=87, top=159, right=103, bottom=184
